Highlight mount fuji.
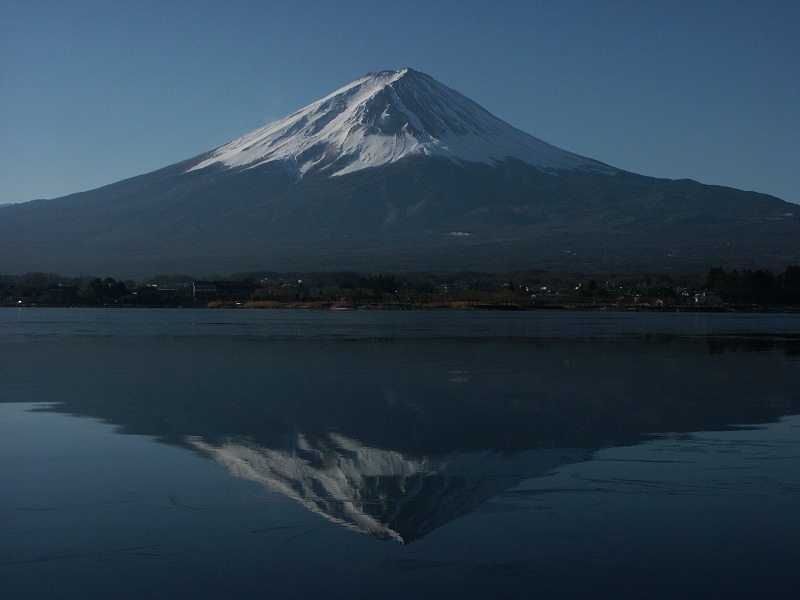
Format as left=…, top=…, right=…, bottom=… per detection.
left=1, top=68, right=797, bottom=276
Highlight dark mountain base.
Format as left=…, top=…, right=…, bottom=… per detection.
left=2, top=158, right=797, bottom=278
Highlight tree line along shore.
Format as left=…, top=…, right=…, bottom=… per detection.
left=2, top=266, right=799, bottom=311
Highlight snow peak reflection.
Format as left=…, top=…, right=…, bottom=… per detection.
left=187, top=432, right=588, bottom=544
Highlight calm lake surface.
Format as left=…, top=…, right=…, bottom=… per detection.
left=2, top=308, right=799, bottom=599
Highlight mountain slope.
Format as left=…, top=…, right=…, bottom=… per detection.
left=1, top=68, right=798, bottom=277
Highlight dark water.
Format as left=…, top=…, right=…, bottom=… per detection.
left=2, top=308, right=799, bottom=599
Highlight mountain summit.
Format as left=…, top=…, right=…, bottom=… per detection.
left=188, top=68, right=609, bottom=178
left=1, top=68, right=797, bottom=276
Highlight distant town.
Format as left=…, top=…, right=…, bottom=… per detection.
left=2, top=266, right=799, bottom=311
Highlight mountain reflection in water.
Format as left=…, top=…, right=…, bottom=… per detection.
left=4, top=325, right=795, bottom=544
left=187, top=432, right=588, bottom=543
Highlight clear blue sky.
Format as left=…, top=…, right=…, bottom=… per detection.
left=2, top=0, right=799, bottom=205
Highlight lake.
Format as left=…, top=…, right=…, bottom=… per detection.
left=2, top=308, right=799, bottom=599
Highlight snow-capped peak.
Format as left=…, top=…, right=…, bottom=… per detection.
left=188, top=68, right=608, bottom=178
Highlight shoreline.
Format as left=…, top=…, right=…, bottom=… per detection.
left=3, top=301, right=798, bottom=313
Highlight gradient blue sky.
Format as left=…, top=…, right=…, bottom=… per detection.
left=2, top=0, right=799, bottom=205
